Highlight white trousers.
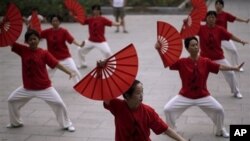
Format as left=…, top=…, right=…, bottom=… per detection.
left=164, top=95, right=225, bottom=132
left=48, top=57, right=81, bottom=83
left=213, top=59, right=240, bottom=94
left=7, top=86, right=72, bottom=128
left=77, top=40, right=112, bottom=66
left=221, top=40, right=240, bottom=66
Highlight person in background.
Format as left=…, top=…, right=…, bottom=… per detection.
left=155, top=37, right=244, bottom=138
left=197, top=11, right=248, bottom=99
left=77, top=4, right=120, bottom=69
left=215, top=0, right=249, bottom=72
left=110, top=0, right=128, bottom=33
left=40, top=14, right=83, bottom=83
left=7, top=29, right=75, bottom=132
left=23, top=8, right=46, bottom=27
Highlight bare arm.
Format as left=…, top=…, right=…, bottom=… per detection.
left=56, top=63, right=76, bottom=79
left=164, top=128, right=188, bottom=141
left=235, top=17, right=250, bottom=23
left=219, top=62, right=244, bottom=71
left=112, top=21, right=121, bottom=26
left=72, top=39, right=84, bottom=47
left=230, top=35, right=249, bottom=46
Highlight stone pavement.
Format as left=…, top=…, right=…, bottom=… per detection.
left=0, top=0, right=250, bottom=140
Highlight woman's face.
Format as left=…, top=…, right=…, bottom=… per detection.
left=187, top=39, right=199, bottom=55
left=27, top=34, right=39, bottom=50
left=215, top=2, right=223, bottom=11
left=127, top=83, right=143, bottom=107
left=206, top=14, right=216, bottom=26
left=51, top=17, right=60, bottom=28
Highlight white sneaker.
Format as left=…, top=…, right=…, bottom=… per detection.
left=64, top=125, right=75, bottom=132
left=6, top=123, right=23, bottom=128
left=234, top=92, right=243, bottom=99
left=239, top=68, right=244, bottom=72
left=216, top=128, right=229, bottom=138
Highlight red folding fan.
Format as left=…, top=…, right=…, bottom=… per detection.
left=180, top=8, right=202, bottom=39
left=157, top=21, right=183, bottom=68
left=64, top=0, right=86, bottom=24
left=28, top=11, right=42, bottom=34
left=191, top=0, right=207, bottom=20
left=74, top=44, right=138, bottom=100
left=0, top=3, right=23, bottom=47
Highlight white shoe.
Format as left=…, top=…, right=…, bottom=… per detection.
left=216, top=128, right=229, bottom=138
left=64, top=125, right=75, bottom=132
left=234, top=92, right=243, bottom=99
left=6, top=123, right=23, bottom=128
left=239, top=68, right=244, bottom=72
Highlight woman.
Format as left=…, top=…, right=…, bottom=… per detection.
left=103, top=79, right=187, bottom=141
left=7, top=29, right=75, bottom=132
left=40, top=14, right=83, bottom=83
left=197, top=11, right=248, bottom=98
left=156, top=37, right=243, bottom=138
left=215, top=0, right=249, bottom=71
left=77, top=4, right=120, bottom=68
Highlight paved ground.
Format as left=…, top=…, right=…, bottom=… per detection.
left=0, top=0, right=250, bottom=140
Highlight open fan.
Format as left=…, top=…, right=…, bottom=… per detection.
left=0, top=3, right=23, bottom=47
left=180, top=0, right=207, bottom=39
left=74, top=44, right=138, bottom=100
left=191, top=0, right=207, bottom=20
left=28, top=11, right=42, bottom=34
left=180, top=8, right=202, bottom=39
left=64, top=0, right=85, bottom=24
left=157, top=21, right=183, bottom=68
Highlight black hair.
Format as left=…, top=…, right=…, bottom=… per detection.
left=92, top=4, right=101, bottom=11
left=123, top=80, right=141, bottom=100
left=184, top=36, right=198, bottom=49
left=206, top=10, right=217, bottom=18
left=215, top=0, right=224, bottom=6
left=49, top=14, right=62, bottom=23
left=25, top=29, right=40, bottom=42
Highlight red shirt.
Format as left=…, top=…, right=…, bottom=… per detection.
left=104, top=99, right=168, bottom=141
left=84, top=16, right=112, bottom=42
left=40, top=27, right=74, bottom=60
left=216, top=11, right=236, bottom=29
left=12, top=42, right=59, bottom=90
left=198, top=25, right=232, bottom=60
left=170, top=57, right=220, bottom=99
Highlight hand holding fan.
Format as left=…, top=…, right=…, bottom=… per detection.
left=74, top=44, right=138, bottom=100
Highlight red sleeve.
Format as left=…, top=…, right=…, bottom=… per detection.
left=44, top=51, right=59, bottom=68
left=11, top=42, right=26, bottom=56
left=220, top=26, right=232, bottom=41
left=64, top=29, right=74, bottom=44
left=206, top=58, right=220, bottom=74
left=226, top=12, right=236, bottom=22
left=103, top=99, right=122, bottom=115
left=103, top=17, right=112, bottom=27
left=169, top=59, right=181, bottom=70
left=40, top=29, right=48, bottom=38
left=147, top=107, right=168, bottom=135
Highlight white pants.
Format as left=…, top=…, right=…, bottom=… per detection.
left=221, top=40, right=240, bottom=66
left=77, top=40, right=112, bottom=66
left=164, top=95, right=225, bottom=132
left=7, top=86, right=73, bottom=128
left=213, top=59, right=240, bottom=94
left=48, top=57, right=81, bottom=83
